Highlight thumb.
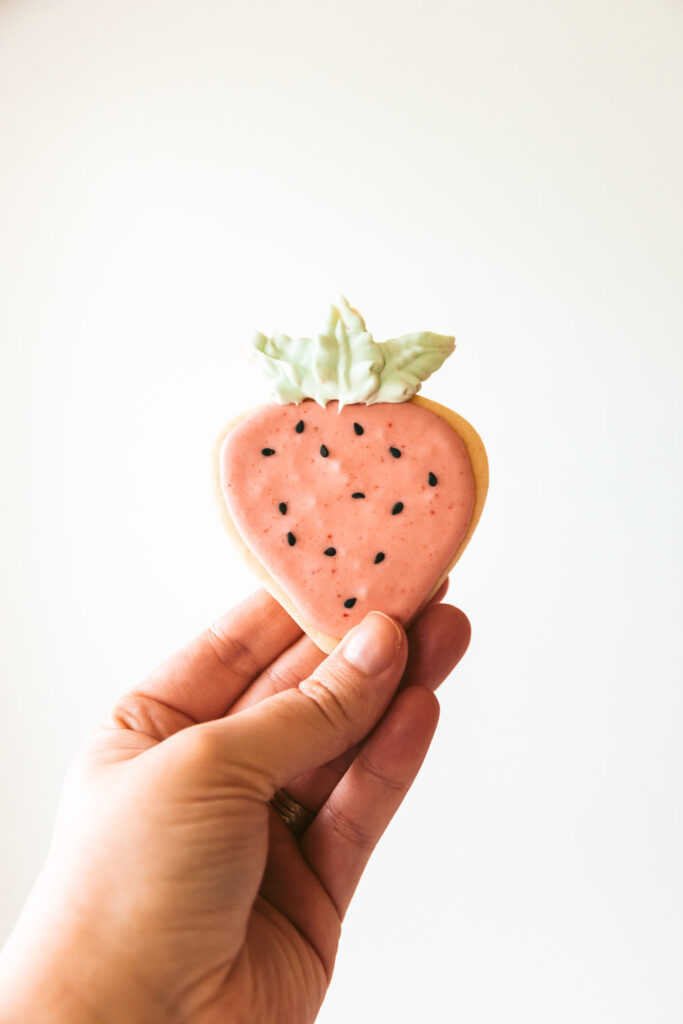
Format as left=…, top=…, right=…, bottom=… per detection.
left=215, top=612, right=406, bottom=794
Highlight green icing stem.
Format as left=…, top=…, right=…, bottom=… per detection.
left=250, top=296, right=455, bottom=407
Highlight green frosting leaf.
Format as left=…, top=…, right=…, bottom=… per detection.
left=250, top=297, right=455, bottom=407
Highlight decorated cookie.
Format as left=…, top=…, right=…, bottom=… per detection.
left=217, top=298, right=488, bottom=652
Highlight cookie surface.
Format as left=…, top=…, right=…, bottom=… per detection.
left=218, top=396, right=487, bottom=650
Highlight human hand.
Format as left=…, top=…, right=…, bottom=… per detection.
left=0, top=587, right=470, bottom=1024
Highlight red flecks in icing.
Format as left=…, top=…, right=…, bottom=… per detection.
left=220, top=400, right=475, bottom=637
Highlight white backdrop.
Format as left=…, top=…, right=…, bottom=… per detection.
left=1, top=1, right=682, bottom=1021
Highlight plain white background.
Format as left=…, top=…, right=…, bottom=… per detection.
left=1, top=1, right=682, bottom=1021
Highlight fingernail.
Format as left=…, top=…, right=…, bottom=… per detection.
left=342, top=612, right=402, bottom=675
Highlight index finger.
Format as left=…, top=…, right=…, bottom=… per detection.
left=134, top=589, right=302, bottom=722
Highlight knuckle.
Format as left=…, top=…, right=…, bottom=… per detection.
left=169, top=725, right=270, bottom=797
left=205, top=623, right=260, bottom=681
left=174, top=724, right=224, bottom=769
left=103, top=693, right=191, bottom=742
left=105, top=694, right=160, bottom=736
left=265, top=661, right=303, bottom=696
left=297, top=674, right=357, bottom=732
left=323, top=801, right=375, bottom=852
left=356, top=750, right=407, bottom=794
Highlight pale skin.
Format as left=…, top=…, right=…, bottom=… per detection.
left=0, top=583, right=470, bottom=1024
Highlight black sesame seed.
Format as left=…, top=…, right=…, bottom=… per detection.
left=295, top=420, right=304, bottom=433
left=428, top=472, right=438, bottom=486
left=391, top=501, right=404, bottom=515
left=324, top=547, right=336, bottom=556
left=374, top=552, right=385, bottom=564
left=351, top=492, right=365, bottom=499
left=320, top=444, right=329, bottom=458
left=353, top=422, right=364, bottom=436
left=278, top=502, right=287, bottom=515
left=261, top=448, right=275, bottom=456
left=389, top=446, right=401, bottom=458
left=287, top=532, right=296, bottom=546
left=344, top=597, right=357, bottom=609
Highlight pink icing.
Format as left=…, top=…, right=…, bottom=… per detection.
left=220, top=400, right=475, bottom=638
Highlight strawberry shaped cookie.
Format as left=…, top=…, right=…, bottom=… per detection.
left=217, top=298, right=488, bottom=652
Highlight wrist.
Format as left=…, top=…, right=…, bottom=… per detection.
left=0, top=969, right=105, bottom=1024
left=0, top=951, right=167, bottom=1024
left=0, top=894, right=171, bottom=1024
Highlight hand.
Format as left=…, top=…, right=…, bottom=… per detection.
left=0, top=588, right=470, bottom=1024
